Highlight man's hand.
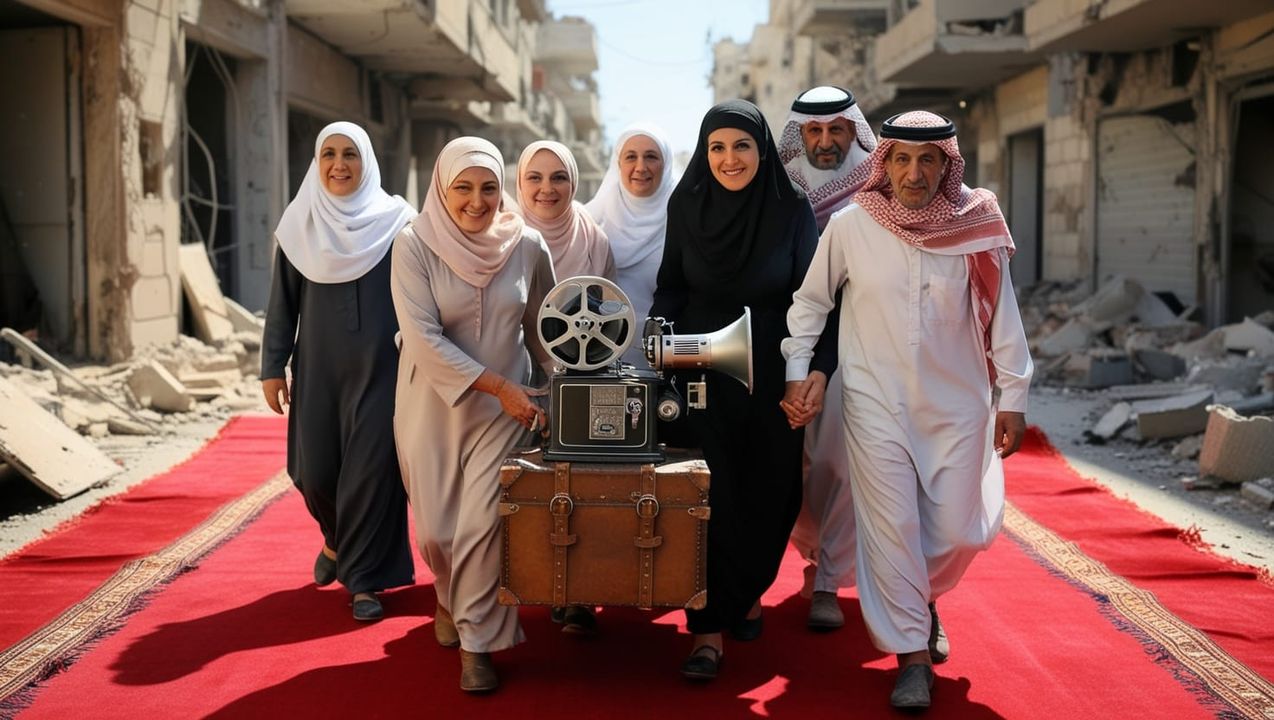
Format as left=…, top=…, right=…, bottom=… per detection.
left=995, top=411, right=1026, bottom=459
left=262, top=378, right=290, bottom=415
left=780, top=371, right=828, bottom=429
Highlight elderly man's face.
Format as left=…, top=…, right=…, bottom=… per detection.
left=887, top=143, right=947, bottom=210
left=801, top=117, right=855, bottom=170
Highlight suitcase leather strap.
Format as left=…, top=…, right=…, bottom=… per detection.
left=550, top=463, right=576, bottom=606
left=634, top=464, right=660, bottom=608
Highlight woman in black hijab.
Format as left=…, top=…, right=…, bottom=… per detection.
left=652, top=100, right=837, bottom=680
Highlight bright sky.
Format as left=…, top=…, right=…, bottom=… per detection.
left=547, top=0, right=769, bottom=161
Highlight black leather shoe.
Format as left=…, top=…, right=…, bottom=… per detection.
left=890, top=664, right=934, bottom=711
left=352, top=593, right=383, bottom=622
left=729, top=613, right=763, bottom=642
left=313, top=551, right=337, bottom=587
left=680, top=645, right=723, bottom=681
left=561, top=606, right=598, bottom=635
left=929, top=602, right=949, bottom=664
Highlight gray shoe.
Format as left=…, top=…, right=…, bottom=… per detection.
left=889, top=664, right=934, bottom=711
left=459, top=650, right=499, bottom=693
left=807, top=591, right=844, bottom=631
left=928, top=603, right=949, bottom=664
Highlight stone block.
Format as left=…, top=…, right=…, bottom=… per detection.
left=127, top=359, right=193, bottom=413
left=1198, top=406, right=1274, bottom=483
left=223, top=297, right=265, bottom=334
left=1035, top=318, right=1093, bottom=357
left=1221, top=318, right=1274, bottom=357
left=1241, top=479, right=1274, bottom=510
left=1132, top=389, right=1214, bottom=439
left=1131, top=348, right=1186, bottom=381
left=1086, top=402, right=1131, bottom=442
left=1064, top=350, right=1134, bottom=388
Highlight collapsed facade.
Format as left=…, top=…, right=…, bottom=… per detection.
left=0, top=0, right=604, bottom=361
left=712, top=0, right=1274, bottom=328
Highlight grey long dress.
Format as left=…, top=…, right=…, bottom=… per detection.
left=390, top=226, right=555, bottom=654
left=261, top=246, right=415, bottom=595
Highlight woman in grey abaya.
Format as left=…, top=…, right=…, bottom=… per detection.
left=391, top=136, right=556, bottom=694
left=261, top=121, right=416, bottom=622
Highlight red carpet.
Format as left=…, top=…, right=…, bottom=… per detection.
left=2, top=419, right=1272, bottom=718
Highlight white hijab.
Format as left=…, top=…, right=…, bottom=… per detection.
left=584, top=123, right=675, bottom=271
left=275, top=121, right=415, bottom=284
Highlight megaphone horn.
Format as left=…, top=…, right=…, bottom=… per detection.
left=646, top=307, right=753, bottom=393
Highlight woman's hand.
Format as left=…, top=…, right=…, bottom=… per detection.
left=262, top=378, right=290, bottom=414
left=494, top=377, right=547, bottom=432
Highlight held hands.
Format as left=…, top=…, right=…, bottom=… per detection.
left=995, top=411, right=1026, bottom=459
left=780, top=370, right=828, bottom=429
left=261, top=378, right=290, bottom=415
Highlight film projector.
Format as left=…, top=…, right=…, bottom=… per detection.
left=536, top=276, right=753, bottom=463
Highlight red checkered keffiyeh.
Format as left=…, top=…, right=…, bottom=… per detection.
left=854, top=111, right=1015, bottom=384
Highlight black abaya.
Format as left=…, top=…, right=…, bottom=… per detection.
left=262, top=247, right=414, bottom=595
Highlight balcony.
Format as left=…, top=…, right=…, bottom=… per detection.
left=284, top=0, right=520, bottom=102
left=516, top=0, right=547, bottom=23
left=1026, top=0, right=1273, bottom=53
left=536, top=17, right=598, bottom=77
left=874, top=0, right=1035, bottom=87
left=793, top=0, right=889, bottom=37
left=561, top=87, right=601, bottom=133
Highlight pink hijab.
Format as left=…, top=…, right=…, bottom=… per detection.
left=411, top=137, right=524, bottom=288
left=515, top=141, right=610, bottom=279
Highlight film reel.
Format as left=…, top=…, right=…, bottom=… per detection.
left=537, top=276, right=637, bottom=371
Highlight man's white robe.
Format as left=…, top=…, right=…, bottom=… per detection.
left=783, top=203, right=1033, bottom=652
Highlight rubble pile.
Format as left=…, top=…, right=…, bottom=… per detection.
left=1024, top=275, right=1274, bottom=512
left=1, top=329, right=264, bottom=440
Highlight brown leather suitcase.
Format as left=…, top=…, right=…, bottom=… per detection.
left=497, top=450, right=710, bottom=610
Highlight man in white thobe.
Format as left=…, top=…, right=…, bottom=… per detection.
left=777, top=86, right=877, bottom=632
left=781, top=111, right=1033, bottom=711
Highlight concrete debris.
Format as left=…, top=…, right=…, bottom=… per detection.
left=1063, top=349, right=1134, bottom=388
left=1170, top=434, right=1203, bottom=460
left=1170, top=330, right=1227, bottom=362
left=1130, top=347, right=1186, bottom=381
left=1132, top=389, right=1214, bottom=439
left=1105, top=382, right=1212, bottom=402
left=1241, top=479, right=1274, bottom=510
left=107, top=417, right=153, bottom=436
left=1034, top=319, right=1095, bottom=358
left=127, top=360, right=194, bottom=413
left=1221, top=318, right=1274, bottom=357
left=1186, top=359, right=1267, bottom=395
left=224, top=297, right=266, bottom=335
left=1198, top=405, right=1274, bottom=484
left=1086, top=402, right=1132, bottom=443
left=1069, top=275, right=1176, bottom=327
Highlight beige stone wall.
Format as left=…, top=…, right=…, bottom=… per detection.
left=1041, top=55, right=1091, bottom=284
left=123, top=0, right=183, bottom=353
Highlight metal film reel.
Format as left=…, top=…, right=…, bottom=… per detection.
left=537, top=276, right=637, bottom=371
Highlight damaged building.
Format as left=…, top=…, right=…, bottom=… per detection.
left=0, top=0, right=605, bottom=362
left=714, top=0, right=1274, bottom=325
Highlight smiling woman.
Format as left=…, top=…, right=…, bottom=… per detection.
left=513, top=141, right=614, bottom=282
left=317, top=134, right=363, bottom=196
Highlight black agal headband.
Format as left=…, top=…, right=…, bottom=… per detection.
left=880, top=113, right=957, bottom=141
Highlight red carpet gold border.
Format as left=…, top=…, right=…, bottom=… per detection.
left=0, top=472, right=292, bottom=705
left=1003, top=502, right=1274, bottom=720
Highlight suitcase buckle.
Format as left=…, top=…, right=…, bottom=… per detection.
left=635, top=494, right=660, bottom=519
left=550, top=493, right=574, bottom=516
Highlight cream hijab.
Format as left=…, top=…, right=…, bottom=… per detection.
left=584, top=123, right=675, bottom=271
left=411, top=137, right=525, bottom=288
left=515, top=141, right=609, bottom=279
left=275, top=122, right=415, bottom=283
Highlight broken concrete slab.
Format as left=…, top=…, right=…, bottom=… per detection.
left=1241, top=479, right=1274, bottom=510
left=178, top=243, right=235, bottom=344
left=223, top=297, right=266, bottom=335
left=1034, top=318, right=1095, bottom=357
left=1198, top=405, right=1274, bottom=483
left=1106, top=382, right=1212, bottom=402
left=1131, top=347, right=1186, bottom=381
left=189, top=353, right=240, bottom=374
left=1069, top=275, right=1177, bottom=327
left=1132, top=389, right=1214, bottom=439
left=1064, top=350, right=1134, bottom=388
left=178, top=370, right=241, bottom=389
left=127, top=360, right=194, bottom=413
left=1226, top=392, right=1274, bottom=416
left=1186, top=360, right=1267, bottom=395
left=1171, top=329, right=1227, bottom=362
left=0, top=375, right=122, bottom=500
left=1086, top=402, right=1132, bottom=443
left=1221, top=318, right=1274, bottom=357
left=107, top=417, right=153, bottom=436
